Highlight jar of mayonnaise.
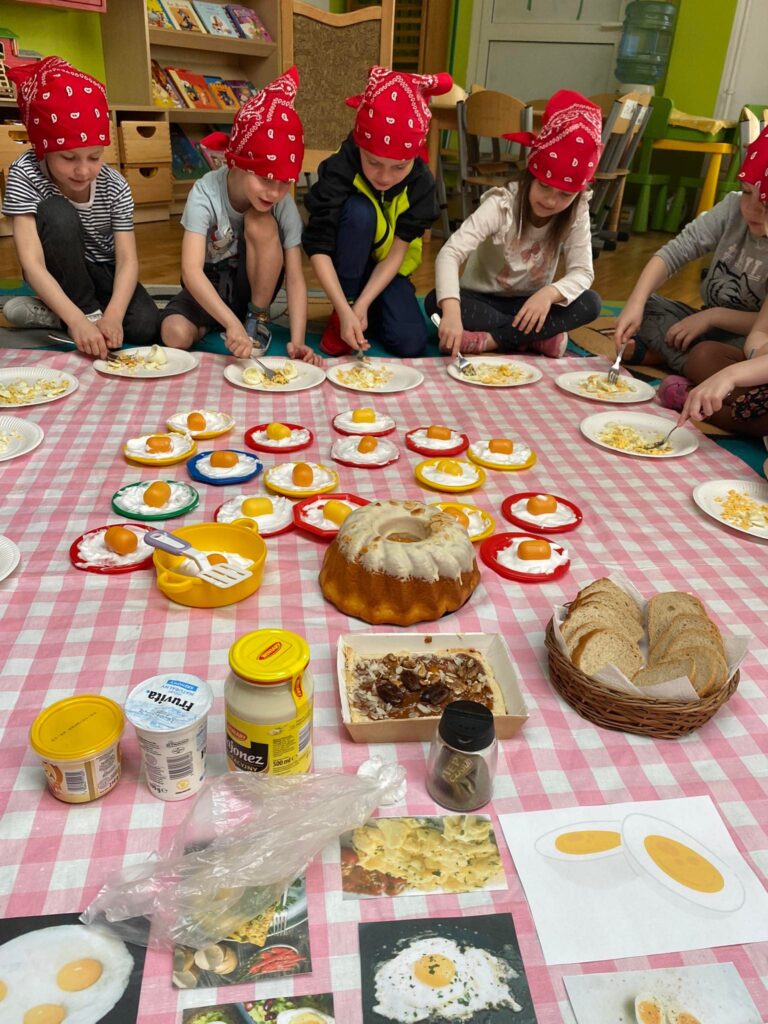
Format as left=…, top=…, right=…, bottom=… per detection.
left=225, top=628, right=313, bottom=774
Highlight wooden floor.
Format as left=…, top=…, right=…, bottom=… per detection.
left=0, top=216, right=708, bottom=309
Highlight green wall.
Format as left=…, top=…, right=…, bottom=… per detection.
left=661, top=0, right=738, bottom=115
left=0, top=1, right=105, bottom=81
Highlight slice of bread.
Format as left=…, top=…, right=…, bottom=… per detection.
left=651, top=614, right=724, bottom=657
left=563, top=620, right=605, bottom=656
left=649, top=628, right=724, bottom=667
left=576, top=578, right=643, bottom=624
left=635, top=658, right=696, bottom=689
left=572, top=628, right=644, bottom=681
left=684, top=645, right=729, bottom=697
left=647, top=591, right=708, bottom=645
left=563, top=598, right=644, bottom=644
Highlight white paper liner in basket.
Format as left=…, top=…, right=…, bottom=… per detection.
left=552, top=572, right=749, bottom=702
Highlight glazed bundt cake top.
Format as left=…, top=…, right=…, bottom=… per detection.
left=333, top=499, right=476, bottom=582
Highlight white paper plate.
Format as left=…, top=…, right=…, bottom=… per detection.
left=0, top=415, right=44, bottom=462
left=447, top=356, right=543, bottom=388
left=580, top=411, right=699, bottom=459
left=0, top=366, right=79, bottom=407
left=326, top=361, right=423, bottom=394
left=692, top=478, right=768, bottom=541
left=0, top=535, right=20, bottom=581
left=224, top=358, right=326, bottom=393
left=555, top=370, right=656, bottom=404
left=93, top=348, right=199, bottom=379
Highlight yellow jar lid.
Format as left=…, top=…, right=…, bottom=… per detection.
left=29, top=696, right=125, bottom=762
left=229, top=629, right=310, bottom=685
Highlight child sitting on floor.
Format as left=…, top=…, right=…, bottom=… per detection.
left=161, top=67, right=319, bottom=363
left=2, top=58, right=160, bottom=359
left=426, top=90, right=602, bottom=358
left=614, top=125, right=768, bottom=406
left=303, top=65, right=452, bottom=357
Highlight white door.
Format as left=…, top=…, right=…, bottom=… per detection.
left=716, top=0, right=768, bottom=121
left=467, top=0, right=629, bottom=100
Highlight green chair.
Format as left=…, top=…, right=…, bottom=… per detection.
left=627, top=96, right=674, bottom=233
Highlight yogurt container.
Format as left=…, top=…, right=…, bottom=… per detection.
left=29, top=696, right=124, bottom=804
left=125, top=673, right=213, bottom=801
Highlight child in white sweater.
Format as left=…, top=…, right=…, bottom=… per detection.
left=426, top=90, right=603, bottom=358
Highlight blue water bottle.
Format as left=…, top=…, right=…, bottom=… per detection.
left=615, top=1, right=677, bottom=86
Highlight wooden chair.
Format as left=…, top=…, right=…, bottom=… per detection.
left=456, top=89, right=532, bottom=218
left=280, top=0, right=394, bottom=174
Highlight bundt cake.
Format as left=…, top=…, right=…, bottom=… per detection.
left=319, top=499, right=481, bottom=625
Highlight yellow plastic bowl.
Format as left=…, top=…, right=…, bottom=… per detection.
left=153, top=521, right=267, bottom=608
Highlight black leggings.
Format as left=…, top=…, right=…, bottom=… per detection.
left=424, top=287, right=601, bottom=353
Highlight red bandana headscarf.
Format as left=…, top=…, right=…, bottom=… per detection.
left=738, top=123, right=768, bottom=204
left=9, top=57, right=110, bottom=159
left=505, top=89, right=603, bottom=193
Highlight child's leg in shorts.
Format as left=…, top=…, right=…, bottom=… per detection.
left=160, top=278, right=221, bottom=349
left=87, top=263, right=160, bottom=345
left=368, top=275, right=428, bottom=357
left=684, top=340, right=768, bottom=437
left=632, top=295, right=701, bottom=372
left=35, top=196, right=102, bottom=315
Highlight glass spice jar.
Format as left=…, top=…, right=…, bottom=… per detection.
left=426, top=700, right=497, bottom=811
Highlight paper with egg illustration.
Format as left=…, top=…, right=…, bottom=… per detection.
left=563, top=962, right=762, bottom=1024
left=0, top=911, right=147, bottom=1024
left=499, top=796, right=768, bottom=965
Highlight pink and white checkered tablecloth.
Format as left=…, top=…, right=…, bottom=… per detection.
left=1, top=349, right=766, bottom=1024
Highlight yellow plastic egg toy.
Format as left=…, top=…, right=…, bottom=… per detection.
left=144, top=481, right=171, bottom=508
left=489, top=438, right=514, bottom=454
left=266, top=422, right=292, bottom=441
left=518, top=539, right=552, bottom=561
left=427, top=425, right=452, bottom=440
left=292, top=462, right=313, bottom=487
left=357, top=436, right=378, bottom=454
left=146, top=434, right=172, bottom=454
left=104, top=526, right=138, bottom=555
left=324, top=500, right=352, bottom=525
left=351, top=408, right=375, bottom=423
left=210, top=450, right=238, bottom=468
left=186, top=412, right=207, bottom=433
left=242, top=497, right=273, bottom=517
left=527, top=494, right=558, bottom=516
left=436, top=459, right=462, bottom=476
left=442, top=506, right=470, bottom=529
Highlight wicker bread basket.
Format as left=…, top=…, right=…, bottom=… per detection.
left=545, top=619, right=740, bottom=739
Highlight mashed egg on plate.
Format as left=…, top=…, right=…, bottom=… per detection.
left=0, top=924, right=134, bottom=1024
left=373, top=936, right=521, bottom=1023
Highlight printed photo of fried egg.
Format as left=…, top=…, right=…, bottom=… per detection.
left=0, top=923, right=135, bottom=1023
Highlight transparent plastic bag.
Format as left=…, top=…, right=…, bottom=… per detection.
left=81, top=758, right=406, bottom=950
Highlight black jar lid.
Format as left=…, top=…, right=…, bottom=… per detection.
left=438, top=700, right=495, bottom=751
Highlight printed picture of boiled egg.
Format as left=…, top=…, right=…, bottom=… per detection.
left=215, top=494, right=295, bottom=536
left=71, top=525, right=154, bottom=573
left=187, top=450, right=262, bottom=486
left=264, top=461, right=339, bottom=497
left=634, top=991, right=705, bottom=1024
left=244, top=421, right=313, bottom=452
left=502, top=492, right=582, bottom=533
left=331, top=434, right=399, bottom=467
left=535, top=820, right=626, bottom=861
left=276, top=1009, right=335, bottom=1024
left=415, top=457, right=486, bottom=492
left=467, top=437, right=536, bottom=470
left=332, top=408, right=396, bottom=435
left=406, top=424, right=468, bottom=455
left=432, top=502, right=495, bottom=542
left=166, top=409, right=235, bottom=439
left=0, top=924, right=137, bottom=1024
left=111, top=480, right=199, bottom=520
left=621, top=814, right=745, bottom=913
left=294, top=494, right=369, bottom=538
left=123, top=432, right=196, bottom=465
left=480, top=532, right=570, bottom=582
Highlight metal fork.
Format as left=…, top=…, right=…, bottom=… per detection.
left=430, top=313, right=476, bottom=376
left=645, top=424, right=679, bottom=450
left=249, top=350, right=276, bottom=381
left=607, top=341, right=627, bottom=384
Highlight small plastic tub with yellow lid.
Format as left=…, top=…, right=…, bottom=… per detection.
left=29, top=695, right=125, bottom=803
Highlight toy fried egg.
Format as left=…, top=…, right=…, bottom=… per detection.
left=167, top=409, right=234, bottom=438
left=434, top=503, right=491, bottom=541
left=535, top=820, right=625, bottom=861
left=331, top=435, right=399, bottom=466
left=0, top=923, right=134, bottom=1023
left=333, top=409, right=395, bottom=435
left=76, top=526, right=152, bottom=568
left=266, top=462, right=336, bottom=494
left=113, top=480, right=196, bottom=516
left=373, top=937, right=521, bottom=1023
left=621, top=814, right=745, bottom=912
left=216, top=494, right=293, bottom=535
left=469, top=437, right=533, bottom=467
left=124, top=433, right=194, bottom=461
left=300, top=497, right=357, bottom=532
left=508, top=493, right=577, bottom=528
left=251, top=422, right=311, bottom=448
left=408, top=425, right=464, bottom=450
left=419, top=458, right=481, bottom=487
left=196, top=451, right=260, bottom=479
left=496, top=536, right=569, bottom=574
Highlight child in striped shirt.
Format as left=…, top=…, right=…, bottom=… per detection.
left=2, top=58, right=159, bottom=358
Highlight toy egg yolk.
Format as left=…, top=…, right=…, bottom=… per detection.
left=210, top=450, right=238, bottom=468
left=351, top=408, right=375, bottom=423
left=207, top=553, right=227, bottom=566
left=488, top=438, right=514, bottom=454
left=443, top=506, right=470, bottom=528
left=518, top=539, right=551, bottom=561
left=436, top=459, right=462, bottom=476
left=242, top=497, right=273, bottom=517
left=146, top=434, right=172, bottom=453
left=266, top=422, right=291, bottom=441
left=555, top=830, right=621, bottom=855
left=144, top=481, right=171, bottom=508
left=413, top=953, right=456, bottom=988
left=186, top=412, right=207, bottom=432
left=56, top=958, right=103, bottom=992
left=644, top=835, right=724, bottom=893
left=292, top=462, right=313, bottom=487
left=324, top=500, right=352, bottom=525
left=427, top=425, right=452, bottom=440
left=23, top=1006, right=66, bottom=1024
left=357, top=436, right=378, bottom=454
left=104, top=526, right=138, bottom=555
left=527, top=494, right=558, bottom=516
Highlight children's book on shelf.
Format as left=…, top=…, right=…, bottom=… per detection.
left=146, top=0, right=176, bottom=30
left=151, top=59, right=186, bottom=108
left=170, top=123, right=210, bottom=180
left=192, top=1, right=239, bottom=36
left=204, top=76, right=240, bottom=111
left=167, top=68, right=220, bottom=110
left=225, top=4, right=272, bottom=42
left=163, top=0, right=207, bottom=32
left=224, top=79, right=256, bottom=106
